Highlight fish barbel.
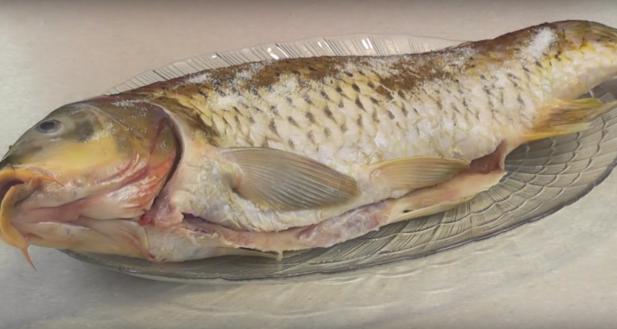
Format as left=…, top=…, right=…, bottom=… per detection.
left=1, top=20, right=617, bottom=262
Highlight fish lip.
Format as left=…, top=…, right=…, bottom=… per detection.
left=0, top=168, right=38, bottom=220
left=0, top=180, right=23, bottom=207
left=0, top=168, right=53, bottom=264
left=0, top=180, right=26, bottom=244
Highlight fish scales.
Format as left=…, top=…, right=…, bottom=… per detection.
left=165, top=56, right=488, bottom=165
left=173, top=58, right=511, bottom=160
left=141, top=41, right=502, bottom=230
left=125, top=21, right=617, bottom=232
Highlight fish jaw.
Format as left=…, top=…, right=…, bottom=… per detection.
left=0, top=159, right=172, bottom=262
left=0, top=168, right=55, bottom=263
left=0, top=153, right=178, bottom=263
left=15, top=219, right=151, bottom=259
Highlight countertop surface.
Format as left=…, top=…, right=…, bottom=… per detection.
left=1, top=1, right=617, bottom=328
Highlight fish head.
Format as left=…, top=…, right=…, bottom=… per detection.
left=0, top=97, right=179, bottom=262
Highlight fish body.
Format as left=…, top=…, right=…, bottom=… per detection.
left=133, top=20, right=617, bottom=232
left=1, top=20, right=617, bottom=262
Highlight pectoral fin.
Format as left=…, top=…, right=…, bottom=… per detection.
left=370, top=157, right=469, bottom=190
left=524, top=98, right=617, bottom=141
left=221, top=148, right=358, bottom=211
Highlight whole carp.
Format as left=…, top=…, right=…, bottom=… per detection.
left=1, top=20, right=617, bottom=262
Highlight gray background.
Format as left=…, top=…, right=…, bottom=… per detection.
left=1, top=1, right=617, bottom=328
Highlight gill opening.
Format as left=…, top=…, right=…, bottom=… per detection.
left=137, top=100, right=184, bottom=227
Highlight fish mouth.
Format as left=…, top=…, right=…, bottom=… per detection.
left=0, top=168, right=54, bottom=264
left=0, top=164, right=173, bottom=263
left=0, top=169, right=154, bottom=263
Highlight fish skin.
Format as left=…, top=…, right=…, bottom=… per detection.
left=118, top=20, right=617, bottom=233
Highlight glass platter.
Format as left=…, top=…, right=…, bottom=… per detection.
left=63, top=34, right=617, bottom=282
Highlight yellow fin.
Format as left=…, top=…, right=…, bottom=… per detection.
left=370, top=157, right=468, bottom=190
left=524, top=98, right=617, bottom=141
left=386, top=170, right=506, bottom=224
left=221, top=148, right=358, bottom=211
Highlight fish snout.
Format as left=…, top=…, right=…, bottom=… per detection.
left=0, top=165, right=56, bottom=264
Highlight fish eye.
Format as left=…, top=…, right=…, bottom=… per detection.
left=36, top=119, right=62, bottom=134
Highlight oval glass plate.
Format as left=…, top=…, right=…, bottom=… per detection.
left=64, top=34, right=617, bottom=281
